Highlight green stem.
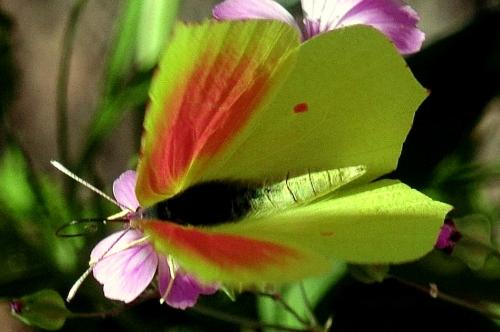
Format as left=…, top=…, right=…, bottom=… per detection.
left=257, top=291, right=311, bottom=327
left=56, top=0, right=89, bottom=173
left=192, top=304, right=312, bottom=332
left=299, top=282, right=319, bottom=326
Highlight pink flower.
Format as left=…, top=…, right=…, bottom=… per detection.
left=213, top=0, right=425, bottom=54
left=435, top=219, right=461, bottom=254
left=91, top=171, right=217, bottom=308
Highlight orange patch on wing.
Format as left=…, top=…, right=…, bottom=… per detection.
left=142, top=221, right=300, bottom=270
left=144, top=49, right=274, bottom=196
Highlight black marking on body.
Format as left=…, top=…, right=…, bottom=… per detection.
left=143, top=181, right=259, bottom=226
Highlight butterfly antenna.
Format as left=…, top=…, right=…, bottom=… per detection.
left=66, top=265, right=94, bottom=302
left=50, top=160, right=130, bottom=211
left=56, top=217, right=129, bottom=237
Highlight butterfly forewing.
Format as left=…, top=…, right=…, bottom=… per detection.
left=136, top=20, right=300, bottom=207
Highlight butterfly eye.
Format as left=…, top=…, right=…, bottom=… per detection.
left=56, top=218, right=127, bottom=237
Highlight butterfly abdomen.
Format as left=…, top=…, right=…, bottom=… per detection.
left=250, top=166, right=367, bottom=215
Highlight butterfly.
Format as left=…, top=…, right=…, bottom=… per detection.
left=68, top=19, right=452, bottom=290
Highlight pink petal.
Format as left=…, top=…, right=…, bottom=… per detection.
left=435, top=219, right=461, bottom=254
left=301, top=0, right=425, bottom=54
left=158, top=256, right=217, bottom=310
left=213, top=0, right=300, bottom=33
left=113, top=170, right=140, bottom=211
left=91, top=230, right=158, bottom=303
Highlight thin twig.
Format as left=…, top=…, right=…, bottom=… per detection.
left=192, top=304, right=311, bottom=332
left=257, top=291, right=311, bottom=326
left=392, top=275, right=500, bottom=320
left=69, top=306, right=123, bottom=319
left=68, top=289, right=158, bottom=319
left=56, top=0, right=89, bottom=173
left=69, top=295, right=311, bottom=332
left=299, top=282, right=318, bottom=326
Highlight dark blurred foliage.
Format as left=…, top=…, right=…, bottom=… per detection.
left=397, top=8, right=500, bottom=189
left=0, top=8, right=16, bottom=141
left=60, top=292, right=259, bottom=332
left=333, top=7, right=500, bottom=331
left=319, top=276, right=500, bottom=332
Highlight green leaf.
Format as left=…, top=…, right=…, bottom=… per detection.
left=135, top=0, right=179, bottom=70
left=0, top=145, right=36, bottom=218
left=452, top=214, right=493, bottom=270
left=79, top=79, right=149, bottom=167
left=77, top=0, right=151, bottom=168
left=105, top=0, right=142, bottom=92
left=258, top=263, right=346, bottom=329
left=11, top=289, right=70, bottom=331
left=30, top=174, right=82, bottom=273
left=426, top=156, right=500, bottom=215
left=276, top=0, right=300, bottom=8
left=349, top=264, right=390, bottom=284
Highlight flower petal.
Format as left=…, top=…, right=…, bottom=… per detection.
left=91, top=230, right=158, bottom=303
left=113, top=170, right=140, bottom=211
left=301, top=0, right=424, bottom=54
left=213, top=0, right=300, bottom=33
left=435, top=219, right=461, bottom=254
left=158, top=256, right=217, bottom=310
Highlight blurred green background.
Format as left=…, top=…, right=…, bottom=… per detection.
left=0, top=0, right=499, bottom=331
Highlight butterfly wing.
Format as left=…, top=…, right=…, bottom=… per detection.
left=140, top=180, right=452, bottom=286
left=135, top=20, right=427, bottom=207
left=197, top=25, right=427, bottom=186
left=136, top=20, right=300, bottom=206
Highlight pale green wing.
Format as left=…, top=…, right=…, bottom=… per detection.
left=137, top=22, right=426, bottom=206
left=193, top=25, right=427, bottom=185
left=142, top=180, right=452, bottom=286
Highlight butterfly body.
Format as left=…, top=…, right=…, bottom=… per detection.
left=139, top=166, right=364, bottom=226
left=140, top=180, right=259, bottom=226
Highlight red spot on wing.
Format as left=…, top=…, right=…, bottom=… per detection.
left=320, top=231, right=334, bottom=237
left=293, top=102, right=308, bottom=113
left=143, top=221, right=300, bottom=269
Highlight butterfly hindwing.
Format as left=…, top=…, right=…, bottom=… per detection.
left=141, top=180, right=452, bottom=286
